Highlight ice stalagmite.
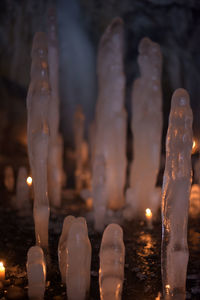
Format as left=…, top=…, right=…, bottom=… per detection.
left=47, top=7, right=59, bottom=140
left=58, top=215, right=75, bottom=283
left=99, top=224, right=125, bottom=300
left=47, top=8, right=64, bottom=207
left=92, top=155, right=106, bottom=232
left=94, top=17, right=127, bottom=210
left=27, top=246, right=46, bottom=299
left=16, top=166, right=30, bottom=214
left=66, top=217, right=91, bottom=300
left=161, top=89, right=193, bottom=300
left=26, top=32, right=50, bottom=250
left=124, top=37, right=163, bottom=220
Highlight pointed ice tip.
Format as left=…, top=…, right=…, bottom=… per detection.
left=32, top=32, right=48, bottom=55
left=172, top=88, right=190, bottom=108
left=139, top=37, right=160, bottom=55
left=100, top=17, right=123, bottom=47
left=107, top=17, right=123, bottom=36
left=103, top=224, right=123, bottom=241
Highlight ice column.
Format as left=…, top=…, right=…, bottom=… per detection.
left=124, top=37, right=163, bottom=220
left=66, top=217, right=91, bottom=300
left=27, top=246, right=46, bottom=299
left=16, top=166, right=30, bottom=214
left=99, top=224, right=125, bottom=300
left=47, top=8, right=64, bottom=207
left=4, top=165, right=14, bottom=192
left=161, top=89, right=193, bottom=299
left=58, top=215, right=75, bottom=283
left=92, top=155, right=106, bottom=232
left=94, top=17, right=127, bottom=210
left=26, top=32, right=50, bottom=250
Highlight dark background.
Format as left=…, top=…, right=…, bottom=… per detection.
left=0, top=0, right=200, bottom=153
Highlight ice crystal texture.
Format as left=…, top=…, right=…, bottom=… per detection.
left=124, top=37, right=163, bottom=220
left=66, top=217, right=91, bottom=300
left=161, top=88, right=193, bottom=299
left=93, top=17, right=127, bottom=210
left=26, top=32, right=50, bottom=249
left=27, top=245, right=46, bottom=299
left=99, top=224, right=125, bottom=300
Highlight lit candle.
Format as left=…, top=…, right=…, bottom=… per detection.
left=145, top=208, right=153, bottom=229
left=0, top=262, right=5, bottom=281
left=26, top=176, right=32, bottom=186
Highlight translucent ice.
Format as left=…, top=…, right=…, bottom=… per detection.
left=124, top=37, right=163, bottom=220
left=58, top=215, right=75, bottom=283
left=32, top=130, right=50, bottom=249
left=27, top=33, right=50, bottom=155
left=161, top=88, right=193, bottom=299
left=66, top=217, right=91, bottom=300
left=99, top=224, right=125, bottom=300
left=47, top=8, right=64, bottom=207
left=47, top=7, right=60, bottom=141
left=26, top=32, right=50, bottom=250
left=27, top=245, right=46, bottom=299
left=94, top=17, right=127, bottom=210
left=16, top=166, right=30, bottom=214
left=92, top=155, right=106, bottom=232
left=48, top=134, right=63, bottom=207
left=4, top=165, right=14, bottom=192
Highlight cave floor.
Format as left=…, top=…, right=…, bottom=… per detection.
left=0, top=189, right=199, bottom=300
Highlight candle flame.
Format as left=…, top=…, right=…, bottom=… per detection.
left=145, top=208, right=152, bottom=218
left=0, top=262, right=4, bottom=268
left=26, top=176, right=32, bottom=186
left=193, top=140, right=196, bottom=149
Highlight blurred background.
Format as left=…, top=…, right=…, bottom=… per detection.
left=0, top=0, right=200, bottom=158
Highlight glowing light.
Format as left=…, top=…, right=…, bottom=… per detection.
left=193, top=140, right=196, bottom=149
left=0, top=262, right=5, bottom=280
left=145, top=208, right=153, bottom=229
left=26, top=176, right=32, bottom=186
left=145, top=208, right=152, bottom=218
left=165, top=284, right=170, bottom=295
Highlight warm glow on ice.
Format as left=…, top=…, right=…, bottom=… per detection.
left=26, top=176, right=32, bottom=186
left=193, top=140, right=196, bottom=149
left=192, top=139, right=198, bottom=154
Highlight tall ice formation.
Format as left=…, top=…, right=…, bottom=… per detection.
left=47, top=8, right=64, bottom=207
left=27, top=246, right=46, bottom=299
left=93, top=17, right=127, bottom=210
left=66, top=217, right=91, bottom=300
left=124, top=37, right=163, bottom=220
left=92, top=155, right=106, bottom=232
left=161, top=88, right=193, bottom=299
left=26, top=32, right=50, bottom=250
left=99, top=224, right=125, bottom=300
left=58, top=215, right=75, bottom=283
